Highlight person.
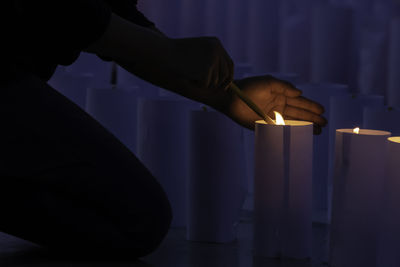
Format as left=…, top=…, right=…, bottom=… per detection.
left=0, top=0, right=326, bottom=259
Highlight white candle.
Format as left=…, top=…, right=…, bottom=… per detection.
left=358, top=30, right=387, bottom=96
left=279, top=14, right=311, bottom=83
left=247, top=0, right=280, bottom=72
left=85, top=87, right=138, bottom=153
left=179, top=0, right=207, bottom=37
left=377, top=137, right=400, bottom=267
left=310, top=4, right=354, bottom=86
left=226, top=0, right=250, bottom=63
left=254, top=119, right=313, bottom=259
left=327, top=94, right=384, bottom=220
left=329, top=128, right=391, bottom=267
left=299, top=83, right=349, bottom=223
left=137, top=98, right=192, bottom=228
left=387, top=17, right=400, bottom=107
left=187, top=110, right=245, bottom=243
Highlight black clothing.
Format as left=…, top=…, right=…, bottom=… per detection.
left=1, top=1, right=171, bottom=258
left=0, top=71, right=172, bottom=257
left=5, top=0, right=154, bottom=82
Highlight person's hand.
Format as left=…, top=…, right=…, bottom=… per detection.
left=223, top=75, right=327, bottom=134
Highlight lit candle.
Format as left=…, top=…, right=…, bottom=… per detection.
left=329, top=128, right=391, bottom=267
left=327, top=94, right=384, bottom=221
left=254, top=113, right=313, bottom=259
left=377, top=137, right=400, bottom=267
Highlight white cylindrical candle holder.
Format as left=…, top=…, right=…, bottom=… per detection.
left=226, top=0, right=250, bottom=63
left=387, top=17, right=400, bottom=107
left=254, top=120, right=313, bottom=259
left=187, top=110, right=245, bottom=243
left=363, top=106, right=400, bottom=136
left=328, top=94, right=384, bottom=214
left=86, top=87, right=139, bottom=153
left=310, top=4, right=354, bottom=86
left=358, top=30, right=387, bottom=96
left=377, top=137, right=400, bottom=267
left=299, top=83, right=349, bottom=223
left=279, top=14, right=311, bottom=83
left=137, top=98, right=192, bottom=228
left=179, top=0, right=207, bottom=37
left=247, top=0, right=280, bottom=72
left=329, top=129, right=391, bottom=267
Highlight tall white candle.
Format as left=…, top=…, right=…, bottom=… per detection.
left=327, top=94, right=384, bottom=220
left=329, top=129, right=391, bottom=267
left=310, top=4, right=354, bottom=86
left=247, top=0, right=280, bottom=72
left=299, top=83, right=349, bottom=223
left=254, top=120, right=313, bottom=259
left=387, top=17, right=400, bottom=107
left=187, top=110, right=245, bottom=243
left=279, top=14, right=311, bottom=83
left=137, top=98, right=192, bottom=227
left=377, top=137, right=400, bottom=267
left=226, top=0, right=250, bottom=63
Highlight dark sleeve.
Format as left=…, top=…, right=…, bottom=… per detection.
left=104, top=0, right=155, bottom=28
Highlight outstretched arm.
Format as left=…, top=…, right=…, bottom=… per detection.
left=85, top=13, right=233, bottom=109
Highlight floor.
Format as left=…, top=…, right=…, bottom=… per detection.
left=0, top=212, right=330, bottom=267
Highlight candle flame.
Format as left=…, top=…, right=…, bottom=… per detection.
left=274, top=111, right=285, bottom=125
left=353, top=127, right=360, bottom=134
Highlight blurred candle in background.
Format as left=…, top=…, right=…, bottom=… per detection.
left=299, top=83, right=349, bottom=223
left=329, top=128, right=391, bottom=267
left=387, top=17, right=400, bottom=108
left=187, top=109, right=245, bottom=243
left=254, top=116, right=313, bottom=259
left=310, top=4, right=355, bottom=88
left=137, top=97, right=193, bottom=227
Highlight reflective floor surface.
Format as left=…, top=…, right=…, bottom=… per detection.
left=0, top=217, right=329, bottom=267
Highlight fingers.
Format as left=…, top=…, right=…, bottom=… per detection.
left=270, top=80, right=302, bottom=97
left=284, top=106, right=327, bottom=126
left=286, top=96, right=325, bottom=114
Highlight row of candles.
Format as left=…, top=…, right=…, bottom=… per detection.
left=49, top=64, right=400, bottom=265
left=82, top=82, right=400, bottom=265
left=254, top=113, right=400, bottom=267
